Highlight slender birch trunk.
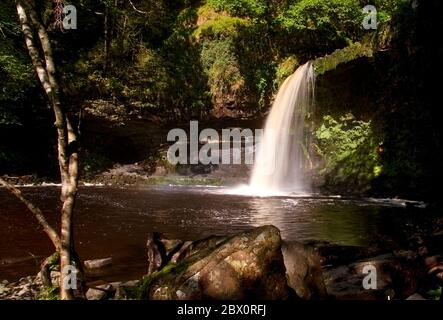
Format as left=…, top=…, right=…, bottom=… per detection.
left=15, top=0, right=81, bottom=300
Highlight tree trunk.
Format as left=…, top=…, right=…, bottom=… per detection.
left=104, top=5, right=110, bottom=70
left=15, top=0, right=81, bottom=300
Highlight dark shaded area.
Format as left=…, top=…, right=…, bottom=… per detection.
left=315, top=0, right=442, bottom=200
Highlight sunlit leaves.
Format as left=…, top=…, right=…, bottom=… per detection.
left=314, top=113, right=383, bottom=192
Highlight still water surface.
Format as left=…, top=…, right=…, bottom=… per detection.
left=0, top=185, right=422, bottom=281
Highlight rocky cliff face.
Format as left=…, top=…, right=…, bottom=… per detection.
left=310, top=0, right=442, bottom=200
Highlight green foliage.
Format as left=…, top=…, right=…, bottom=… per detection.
left=425, top=286, right=442, bottom=301
left=278, top=0, right=362, bottom=32
left=0, top=2, right=36, bottom=125
left=159, top=9, right=212, bottom=116
left=200, top=38, right=245, bottom=105
left=37, top=286, right=59, bottom=300
left=2, top=0, right=389, bottom=120
left=0, top=44, right=34, bottom=101
left=194, top=15, right=250, bottom=39
left=0, top=1, right=40, bottom=127
left=72, top=3, right=211, bottom=118
left=233, top=22, right=276, bottom=110
left=0, top=0, right=437, bottom=200
left=1, top=0, right=413, bottom=123
left=207, top=0, right=268, bottom=18
left=0, top=107, right=21, bottom=126
left=373, top=0, right=409, bottom=23
left=314, top=113, right=382, bottom=192
left=0, top=1, right=21, bottom=37
left=277, top=0, right=364, bottom=56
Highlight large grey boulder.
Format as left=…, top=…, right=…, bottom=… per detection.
left=145, top=225, right=290, bottom=300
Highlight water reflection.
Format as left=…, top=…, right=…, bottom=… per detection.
left=248, top=197, right=293, bottom=230
left=246, top=197, right=380, bottom=246
left=0, top=185, right=415, bottom=281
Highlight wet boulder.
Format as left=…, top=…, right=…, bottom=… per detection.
left=145, top=225, right=290, bottom=300
left=170, top=236, right=227, bottom=263
left=282, top=241, right=327, bottom=299
left=146, top=232, right=229, bottom=275
left=84, top=257, right=113, bottom=270
left=86, top=284, right=113, bottom=300
left=323, top=253, right=424, bottom=300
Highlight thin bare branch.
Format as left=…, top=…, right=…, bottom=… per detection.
left=0, top=178, right=60, bottom=250
left=128, top=0, right=147, bottom=14
left=49, top=0, right=64, bottom=31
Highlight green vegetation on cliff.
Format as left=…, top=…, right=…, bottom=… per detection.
left=1, top=0, right=400, bottom=120
left=314, top=113, right=382, bottom=193
left=1, top=0, right=440, bottom=200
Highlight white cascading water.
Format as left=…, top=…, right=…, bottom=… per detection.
left=248, top=61, right=315, bottom=196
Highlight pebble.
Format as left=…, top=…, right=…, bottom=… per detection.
left=86, top=288, right=107, bottom=300
left=17, top=289, right=29, bottom=296
left=406, top=293, right=427, bottom=300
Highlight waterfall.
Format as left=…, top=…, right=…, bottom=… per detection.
left=249, top=61, right=315, bottom=195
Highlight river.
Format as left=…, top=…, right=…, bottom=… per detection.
left=0, top=185, right=425, bottom=282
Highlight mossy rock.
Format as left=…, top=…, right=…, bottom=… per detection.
left=141, top=225, right=289, bottom=300
left=313, top=42, right=373, bottom=76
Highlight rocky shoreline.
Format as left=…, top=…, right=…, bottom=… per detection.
left=1, top=225, right=441, bottom=301
left=0, top=158, right=249, bottom=188
left=0, top=272, right=140, bottom=300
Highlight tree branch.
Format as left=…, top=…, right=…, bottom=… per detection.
left=0, top=178, right=60, bottom=250
left=128, top=0, right=147, bottom=14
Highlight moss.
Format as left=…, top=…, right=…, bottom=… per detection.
left=274, top=56, right=300, bottom=88
left=132, top=234, right=232, bottom=299
left=313, top=42, right=373, bottom=76
left=196, top=4, right=222, bottom=24
left=132, top=261, right=190, bottom=299
left=37, top=286, right=59, bottom=300
left=193, top=16, right=250, bottom=40
left=314, top=113, right=383, bottom=193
